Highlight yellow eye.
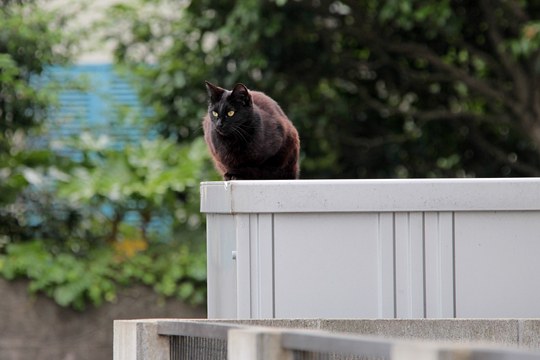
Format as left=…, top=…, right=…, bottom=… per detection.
left=227, top=110, right=235, bottom=117
left=212, top=111, right=218, bottom=117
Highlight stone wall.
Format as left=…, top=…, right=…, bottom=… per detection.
left=0, top=279, right=206, bottom=360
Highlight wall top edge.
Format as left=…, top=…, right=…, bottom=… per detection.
left=200, top=178, right=540, bottom=214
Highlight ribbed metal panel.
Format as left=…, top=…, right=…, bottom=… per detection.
left=44, top=64, right=152, bottom=155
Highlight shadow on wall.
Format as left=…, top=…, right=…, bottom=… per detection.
left=0, top=279, right=206, bottom=360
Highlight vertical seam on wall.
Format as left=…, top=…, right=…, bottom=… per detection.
left=377, top=212, right=390, bottom=318
left=452, top=211, right=457, bottom=318
left=422, top=212, right=427, bottom=318
left=248, top=214, right=253, bottom=318
left=271, top=214, right=276, bottom=318
left=256, top=214, right=260, bottom=318
left=377, top=212, right=382, bottom=318
left=393, top=212, right=397, bottom=318
left=408, top=212, right=416, bottom=317
left=435, top=211, right=442, bottom=317
left=407, top=212, right=412, bottom=317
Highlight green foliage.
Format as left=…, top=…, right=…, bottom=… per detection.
left=506, top=21, right=540, bottom=57
left=0, top=123, right=212, bottom=309
left=4, top=0, right=540, bottom=309
left=0, top=0, right=75, bottom=238
left=0, top=132, right=211, bottom=309
left=0, top=0, right=213, bottom=310
left=0, top=1, right=74, bottom=132
left=56, top=132, right=212, bottom=245
left=106, top=0, right=540, bottom=178
left=59, top=134, right=208, bottom=205
left=0, top=240, right=206, bottom=310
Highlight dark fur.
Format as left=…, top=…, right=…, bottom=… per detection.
left=203, top=82, right=300, bottom=180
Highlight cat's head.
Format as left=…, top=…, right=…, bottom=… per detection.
left=205, top=81, right=253, bottom=137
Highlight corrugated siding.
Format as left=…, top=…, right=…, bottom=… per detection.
left=45, top=64, right=151, bottom=151
left=40, top=64, right=169, bottom=239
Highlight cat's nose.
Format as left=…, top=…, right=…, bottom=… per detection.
left=216, top=119, right=223, bottom=128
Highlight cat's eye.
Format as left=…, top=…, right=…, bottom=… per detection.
left=227, top=110, right=235, bottom=117
left=212, top=111, right=218, bottom=117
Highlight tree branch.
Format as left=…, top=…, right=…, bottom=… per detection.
left=355, top=82, right=516, bottom=129
left=528, top=50, right=540, bottom=120
left=340, top=133, right=409, bottom=149
left=384, top=41, right=524, bottom=117
left=479, top=0, right=530, bottom=105
left=469, top=127, right=540, bottom=176
left=456, top=39, right=506, bottom=80
left=501, top=0, right=530, bottom=22
left=410, top=109, right=514, bottom=127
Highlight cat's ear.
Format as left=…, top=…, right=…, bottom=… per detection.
left=205, top=81, right=225, bottom=103
left=230, top=83, right=252, bottom=106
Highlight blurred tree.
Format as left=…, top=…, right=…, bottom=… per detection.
left=107, top=0, right=540, bottom=178
left=0, top=1, right=211, bottom=309
left=0, top=1, right=75, bottom=240
left=0, top=131, right=211, bottom=310
left=56, top=131, right=210, bottom=249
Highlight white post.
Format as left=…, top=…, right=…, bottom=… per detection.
left=113, top=320, right=169, bottom=360
left=228, top=328, right=293, bottom=360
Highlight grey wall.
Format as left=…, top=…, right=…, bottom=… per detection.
left=0, top=279, right=205, bottom=360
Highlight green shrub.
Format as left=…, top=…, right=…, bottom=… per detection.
left=0, top=240, right=206, bottom=310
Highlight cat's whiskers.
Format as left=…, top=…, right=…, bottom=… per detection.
left=238, top=120, right=262, bottom=130
left=230, top=125, right=250, bottom=143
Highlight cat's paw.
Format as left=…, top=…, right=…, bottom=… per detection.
left=224, top=173, right=239, bottom=181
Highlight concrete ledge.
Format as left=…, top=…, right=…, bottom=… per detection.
left=114, top=319, right=540, bottom=360
left=183, top=319, right=540, bottom=350
left=116, top=319, right=540, bottom=360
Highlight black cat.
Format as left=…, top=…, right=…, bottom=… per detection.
left=203, top=82, right=300, bottom=180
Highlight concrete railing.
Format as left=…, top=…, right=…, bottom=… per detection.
left=113, top=319, right=540, bottom=360
left=200, top=179, right=540, bottom=319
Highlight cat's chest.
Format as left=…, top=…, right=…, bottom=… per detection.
left=212, top=136, right=244, bottom=158
left=213, top=138, right=263, bottom=166
left=210, top=119, right=282, bottom=166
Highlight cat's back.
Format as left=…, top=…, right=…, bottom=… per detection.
left=250, top=90, right=287, bottom=118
